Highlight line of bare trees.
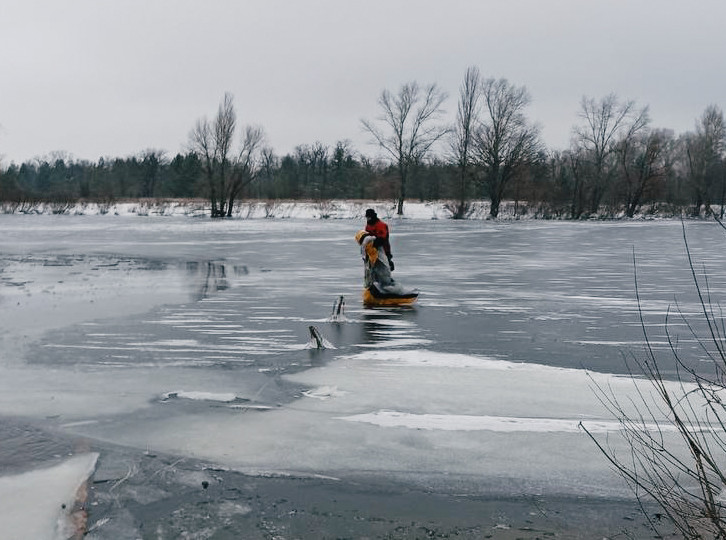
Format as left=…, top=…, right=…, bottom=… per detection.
left=361, top=67, right=724, bottom=220
left=2, top=67, right=724, bottom=219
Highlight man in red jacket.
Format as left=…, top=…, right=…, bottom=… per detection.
left=364, top=208, right=394, bottom=271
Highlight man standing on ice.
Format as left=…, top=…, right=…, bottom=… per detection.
left=364, top=208, right=394, bottom=271
left=356, top=209, right=417, bottom=306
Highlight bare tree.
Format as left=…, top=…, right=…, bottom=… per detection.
left=683, top=105, right=726, bottom=216
left=618, top=128, right=673, bottom=218
left=573, top=94, right=648, bottom=215
left=309, top=141, right=330, bottom=200
left=331, top=139, right=356, bottom=198
left=189, top=93, right=266, bottom=217
left=473, top=78, right=542, bottom=218
left=224, top=125, right=265, bottom=216
left=362, top=81, right=448, bottom=215
left=212, top=92, right=236, bottom=216
left=565, top=148, right=588, bottom=219
left=256, top=146, right=277, bottom=198
left=448, top=66, right=482, bottom=219
left=189, top=93, right=234, bottom=217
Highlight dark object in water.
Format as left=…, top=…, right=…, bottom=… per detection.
left=329, top=295, right=346, bottom=322
left=308, top=326, right=324, bottom=349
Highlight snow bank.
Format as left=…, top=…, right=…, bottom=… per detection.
left=0, top=198, right=693, bottom=220
left=0, top=199, right=471, bottom=220
left=0, top=453, right=98, bottom=540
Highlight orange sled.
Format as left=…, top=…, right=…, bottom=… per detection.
left=363, top=284, right=419, bottom=307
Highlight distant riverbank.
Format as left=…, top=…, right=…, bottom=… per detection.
left=0, top=198, right=702, bottom=220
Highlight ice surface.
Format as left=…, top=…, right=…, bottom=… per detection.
left=1, top=213, right=726, bottom=508
left=65, top=347, right=698, bottom=497
left=337, top=410, right=667, bottom=433
left=0, top=453, right=98, bottom=540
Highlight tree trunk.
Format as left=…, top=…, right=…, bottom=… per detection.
left=397, top=165, right=407, bottom=215
left=489, top=190, right=501, bottom=218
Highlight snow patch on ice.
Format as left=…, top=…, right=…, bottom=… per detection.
left=566, top=339, right=668, bottom=347
left=356, top=338, right=433, bottom=348
left=218, top=501, right=252, bottom=519
left=60, top=420, right=99, bottom=428
left=342, top=349, right=559, bottom=371
left=303, top=386, right=347, bottom=400
left=336, top=410, right=676, bottom=433
left=228, top=404, right=275, bottom=411
left=162, top=391, right=239, bottom=403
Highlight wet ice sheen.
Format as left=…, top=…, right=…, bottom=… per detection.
left=1, top=214, right=726, bottom=511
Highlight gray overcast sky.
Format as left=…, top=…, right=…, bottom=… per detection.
left=1, top=0, right=724, bottom=165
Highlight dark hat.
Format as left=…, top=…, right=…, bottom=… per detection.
left=365, top=208, right=377, bottom=218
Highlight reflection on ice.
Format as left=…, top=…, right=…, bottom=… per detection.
left=327, top=295, right=347, bottom=323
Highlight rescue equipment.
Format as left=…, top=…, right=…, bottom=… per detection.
left=355, top=230, right=418, bottom=307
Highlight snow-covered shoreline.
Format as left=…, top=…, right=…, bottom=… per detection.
left=0, top=198, right=687, bottom=220
left=0, top=199, right=481, bottom=219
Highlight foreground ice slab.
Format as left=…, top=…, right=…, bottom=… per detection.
left=73, top=349, right=695, bottom=498
left=0, top=453, right=98, bottom=540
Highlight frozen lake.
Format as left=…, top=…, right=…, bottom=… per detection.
left=1, top=213, right=725, bottom=537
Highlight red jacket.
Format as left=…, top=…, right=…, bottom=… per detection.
left=365, top=219, right=392, bottom=259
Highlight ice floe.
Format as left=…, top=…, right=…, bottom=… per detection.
left=0, top=453, right=98, bottom=540
left=162, top=391, right=239, bottom=403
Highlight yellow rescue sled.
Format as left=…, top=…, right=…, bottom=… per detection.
left=355, top=230, right=418, bottom=307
